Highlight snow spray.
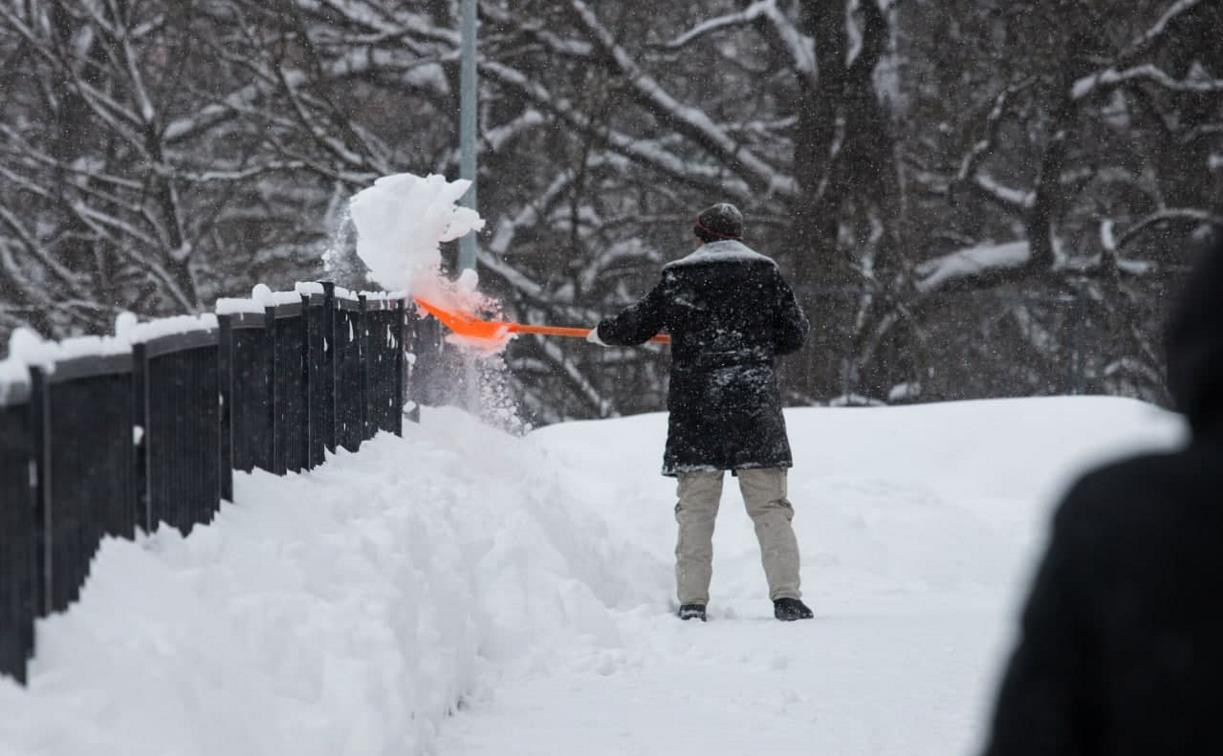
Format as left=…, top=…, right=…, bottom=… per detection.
left=348, top=172, right=526, bottom=432
left=349, top=172, right=484, bottom=293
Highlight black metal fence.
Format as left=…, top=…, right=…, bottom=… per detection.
left=0, top=374, right=35, bottom=686
left=0, top=283, right=412, bottom=685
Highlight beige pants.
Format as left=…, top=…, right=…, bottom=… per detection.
left=674, top=468, right=801, bottom=605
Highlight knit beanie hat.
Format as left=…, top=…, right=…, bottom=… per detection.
left=693, top=203, right=744, bottom=242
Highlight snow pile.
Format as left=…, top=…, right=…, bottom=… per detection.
left=0, top=397, right=1185, bottom=756
left=0, top=354, right=28, bottom=406
left=7, top=327, right=131, bottom=370
left=0, top=409, right=659, bottom=756
left=0, top=354, right=25, bottom=385
left=349, top=173, right=484, bottom=293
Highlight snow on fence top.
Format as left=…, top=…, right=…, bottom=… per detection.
left=214, top=297, right=266, bottom=316
left=8, top=328, right=131, bottom=371
left=294, top=282, right=394, bottom=304
left=0, top=355, right=29, bottom=406
left=271, top=291, right=306, bottom=306
left=294, top=281, right=326, bottom=297
left=1, top=280, right=404, bottom=392
left=125, top=314, right=219, bottom=345
left=220, top=285, right=393, bottom=316
left=249, top=284, right=306, bottom=309
left=359, top=290, right=406, bottom=302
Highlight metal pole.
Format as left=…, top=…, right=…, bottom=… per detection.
left=458, top=0, right=479, bottom=272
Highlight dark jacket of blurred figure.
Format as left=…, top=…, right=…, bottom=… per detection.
left=981, top=234, right=1223, bottom=756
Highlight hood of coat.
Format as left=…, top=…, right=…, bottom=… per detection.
left=1165, top=234, right=1223, bottom=437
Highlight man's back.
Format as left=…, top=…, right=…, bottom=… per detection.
left=985, top=441, right=1223, bottom=755
left=659, top=241, right=805, bottom=367
left=597, top=240, right=806, bottom=366
left=983, top=235, right=1223, bottom=755
left=594, top=236, right=808, bottom=476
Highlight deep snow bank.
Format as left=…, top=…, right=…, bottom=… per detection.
left=0, top=398, right=1185, bottom=756
left=0, top=409, right=663, bottom=756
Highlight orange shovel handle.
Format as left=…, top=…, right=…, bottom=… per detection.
left=414, top=296, right=670, bottom=345
left=507, top=323, right=671, bottom=345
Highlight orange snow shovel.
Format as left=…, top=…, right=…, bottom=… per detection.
left=414, top=296, right=671, bottom=346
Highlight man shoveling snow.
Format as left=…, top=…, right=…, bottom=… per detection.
left=588, top=203, right=814, bottom=622
left=346, top=176, right=811, bottom=621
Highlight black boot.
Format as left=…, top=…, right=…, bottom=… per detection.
left=773, top=597, right=813, bottom=621
left=678, top=604, right=707, bottom=622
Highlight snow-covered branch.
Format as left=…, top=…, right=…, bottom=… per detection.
left=480, top=60, right=755, bottom=201
left=970, top=174, right=1036, bottom=214
left=567, top=0, right=797, bottom=198
left=955, top=79, right=1033, bottom=186
left=1073, top=63, right=1223, bottom=101
left=1123, top=0, right=1203, bottom=63
left=1071, top=0, right=1213, bottom=101
left=757, top=1, right=816, bottom=80
left=914, top=241, right=1033, bottom=294
left=659, top=0, right=774, bottom=51
left=1114, top=207, right=1223, bottom=251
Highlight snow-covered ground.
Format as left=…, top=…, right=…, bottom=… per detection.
left=0, top=398, right=1184, bottom=756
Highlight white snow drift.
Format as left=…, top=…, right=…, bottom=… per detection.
left=0, top=398, right=1184, bottom=756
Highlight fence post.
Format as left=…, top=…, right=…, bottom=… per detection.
left=305, top=291, right=324, bottom=469
left=218, top=315, right=235, bottom=502
left=299, top=294, right=311, bottom=472
left=269, top=298, right=309, bottom=475
left=321, top=282, right=337, bottom=454
left=357, top=295, right=370, bottom=442
left=266, top=305, right=284, bottom=476
left=0, top=371, right=37, bottom=684
left=395, top=299, right=406, bottom=435
left=38, top=352, right=137, bottom=610
left=361, top=298, right=372, bottom=441
left=224, top=310, right=275, bottom=475
left=139, top=329, right=221, bottom=534
left=404, top=301, right=421, bottom=425
left=132, top=344, right=150, bottom=532
left=27, top=367, right=50, bottom=617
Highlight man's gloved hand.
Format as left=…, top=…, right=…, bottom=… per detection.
left=586, top=326, right=609, bottom=347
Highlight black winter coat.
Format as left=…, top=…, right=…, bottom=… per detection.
left=596, top=240, right=809, bottom=476
left=982, top=237, right=1223, bottom=756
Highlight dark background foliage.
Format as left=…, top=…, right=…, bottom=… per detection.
left=3, top=0, right=1220, bottom=424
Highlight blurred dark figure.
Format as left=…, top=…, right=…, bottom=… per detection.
left=981, top=233, right=1223, bottom=756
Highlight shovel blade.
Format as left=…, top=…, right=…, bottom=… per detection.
left=414, top=296, right=512, bottom=347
